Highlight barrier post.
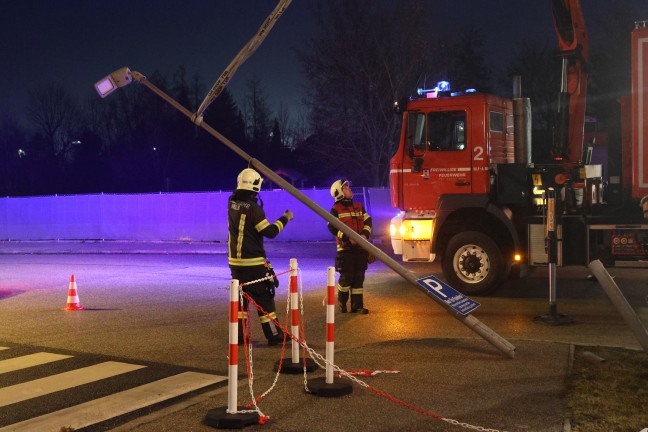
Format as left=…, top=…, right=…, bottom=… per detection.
left=290, top=258, right=300, bottom=363
left=204, top=279, right=260, bottom=429
left=307, top=267, right=352, bottom=397
left=228, top=279, right=240, bottom=413
left=277, top=258, right=318, bottom=373
left=325, top=266, right=335, bottom=383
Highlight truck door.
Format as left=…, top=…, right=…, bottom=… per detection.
left=403, top=110, right=479, bottom=208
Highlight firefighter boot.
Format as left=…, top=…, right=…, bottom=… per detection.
left=338, top=291, right=349, bottom=313
left=262, top=322, right=285, bottom=346
left=350, top=292, right=368, bottom=314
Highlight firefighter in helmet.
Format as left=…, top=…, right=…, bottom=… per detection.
left=328, top=179, right=372, bottom=314
left=228, top=167, right=294, bottom=345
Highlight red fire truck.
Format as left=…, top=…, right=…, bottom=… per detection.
left=388, top=1, right=648, bottom=295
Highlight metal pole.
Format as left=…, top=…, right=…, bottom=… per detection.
left=588, top=260, right=648, bottom=353
left=547, top=188, right=558, bottom=315
left=130, top=72, right=516, bottom=358
left=534, top=188, right=573, bottom=325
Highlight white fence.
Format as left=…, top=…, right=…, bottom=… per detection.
left=0, top=188, right=393, bottom=242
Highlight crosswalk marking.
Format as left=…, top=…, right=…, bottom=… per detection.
left=0, top=352, right=72, bottom=374
left=0, top=371, right=226, bottom=432
left=0, top=361, right=146, bottom=408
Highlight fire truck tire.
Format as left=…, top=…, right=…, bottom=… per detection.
left=442, top=231, right=504, bottom=296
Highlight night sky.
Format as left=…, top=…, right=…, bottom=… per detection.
left=1, top=0, right=647, bottom=129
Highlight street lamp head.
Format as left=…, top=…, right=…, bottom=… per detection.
left=94, top=67, right=133, bottom=98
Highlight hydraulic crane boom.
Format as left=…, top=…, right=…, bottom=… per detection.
left=551, top=0, right=589, bottom=164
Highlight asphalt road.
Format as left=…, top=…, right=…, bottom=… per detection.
left=1, top=241, right=647, bottom=431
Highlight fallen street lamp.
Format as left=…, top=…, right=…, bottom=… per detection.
left=93, top=67, right=516, bottom=359
left=94, top=67, right=133, bottom=98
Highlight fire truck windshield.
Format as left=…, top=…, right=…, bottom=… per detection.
left=407, top=110, right=467, bottom=157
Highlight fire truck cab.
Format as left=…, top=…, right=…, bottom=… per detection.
left=389, top=88, right=524, bottom=295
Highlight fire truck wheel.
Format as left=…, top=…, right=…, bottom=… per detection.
left=442, top=231, right=504, bottom=296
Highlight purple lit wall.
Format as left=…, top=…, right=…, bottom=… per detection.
left=0, top=188, right=392, bottom=242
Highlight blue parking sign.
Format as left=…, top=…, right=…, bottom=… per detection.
left=416, top=275, right=480, bottom=315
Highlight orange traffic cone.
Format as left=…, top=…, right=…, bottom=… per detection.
left=62, top=274, right=84, bottom=311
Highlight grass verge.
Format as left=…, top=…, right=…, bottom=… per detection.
left=567, top=345, right=648, bottom=431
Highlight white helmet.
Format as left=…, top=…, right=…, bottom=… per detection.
left=330, top=179, right=350, bottom=201
left=237, top=168, right=263, bottom=192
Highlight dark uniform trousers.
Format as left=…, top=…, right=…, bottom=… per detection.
left=230, top=265, right=282, bottom=342
left=335, top=249, right=368, bottom=310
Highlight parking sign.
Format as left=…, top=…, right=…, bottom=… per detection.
left=416, top=275, right=480, bottom=315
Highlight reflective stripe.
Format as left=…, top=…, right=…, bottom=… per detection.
left=350, top=287, right=364, bottom=295
left=260, top=312, right=277, bottom=324
left=229, top=257, right=266, bottom=266
left=337, top=231, right=344, bottom=239
left=255, top=219, right=270, bottom=232
left=337, top=284, right=350, bottom=293
left=238, top=311, right=248, bottom=319
left=337, top=211, right=364, bottom=218
left=273, top=220, right=284, bottom=231
left=236, top=214, right=246, bottom=258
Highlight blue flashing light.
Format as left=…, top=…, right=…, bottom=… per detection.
left=417, top=80, right=451, bottom=98
left=465, top=88, right=477, bottom=93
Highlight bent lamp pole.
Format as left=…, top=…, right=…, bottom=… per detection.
left=94, top=68, right=516, bottom=358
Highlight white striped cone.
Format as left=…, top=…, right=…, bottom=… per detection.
left=62, top=274, right=84, bottom=311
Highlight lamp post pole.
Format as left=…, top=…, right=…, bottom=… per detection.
left=115, top=71, right=516, bottom=358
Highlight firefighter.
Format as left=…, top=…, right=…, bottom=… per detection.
left=228, top=167, right=293, bottom=345
left=328, top=179, right=372, bottom=314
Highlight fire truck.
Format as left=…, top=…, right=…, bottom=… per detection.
left=388, top=0, right=648, bottom=295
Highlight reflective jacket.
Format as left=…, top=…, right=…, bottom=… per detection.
left=328, top=199, right=372, bottom=252
left=228, top=190, right=289, bottom=267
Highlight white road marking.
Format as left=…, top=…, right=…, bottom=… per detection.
left=0, top=352, right=72, bottom=374
left=0, top=361, right=146, bottom=408
left=0, top=371, right=226, bottom=432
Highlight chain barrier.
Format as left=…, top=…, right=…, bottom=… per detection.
left=298, top=268, right=311, bottom=393
left=237, top=279, right=291, bottom=418
left=230, top=266, right=508, bottom=432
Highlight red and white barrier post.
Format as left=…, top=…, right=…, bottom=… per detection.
left=290, top=258, right=300, bottom=363
left=277, top=258, right=318, bottom=373
left=325, top=266, right=336, bottom=383
left=204, top=279, right=260, bottom=428
left=228, top=278, right=240, bottom=413
left=307, top=266, right=352, bottom=397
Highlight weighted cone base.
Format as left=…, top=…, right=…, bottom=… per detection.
left=533, top=313, right=575, bottom=326
left=308, top=377, right=353, bottom=397
left=275, top=358, right=318, bottom=374
left=204, top=406, right=259, bottom=429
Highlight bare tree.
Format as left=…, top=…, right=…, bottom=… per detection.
left=449, top=26, right=493, bottom=94
left=276, top=101, right=293, bottom=149
left=297, top=0, right=440, bottom=186
left=243, top=75, right=273, bottom=160
left=27, top=83, right=83, bottom=163
left=0, top=114, right=28, bottom=195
